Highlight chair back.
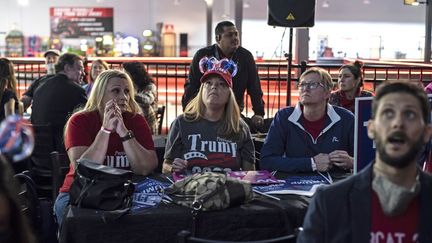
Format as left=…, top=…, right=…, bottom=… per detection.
left=156, top=106, right=165, bottom=135
left=31, top=124, right=56, bottom=169
left=14, top=172, right=39, bottom=227
left=29, top=124, right=56, bottom=198
left=50, top=151, right=70, bottom=201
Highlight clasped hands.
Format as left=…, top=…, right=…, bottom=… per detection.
left=102, top=99, right=128, bottom=137
left=314, top=150, right=353, bottom=172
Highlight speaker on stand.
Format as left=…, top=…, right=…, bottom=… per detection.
left=267, top=0, right=316, bottom=106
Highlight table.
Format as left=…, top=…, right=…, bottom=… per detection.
left=59, top=179, right=310, bottom=243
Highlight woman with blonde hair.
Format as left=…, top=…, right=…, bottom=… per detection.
left=162, top=57, right=255, bottom=174
left=0, top=58, right=22, bottom=121
left=54, top=69, right=158, bottom=225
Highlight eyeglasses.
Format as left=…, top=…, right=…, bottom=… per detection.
left=297, top=82, right=325, bottom=91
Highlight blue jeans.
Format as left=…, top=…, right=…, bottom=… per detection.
left=54, top=192, right=70, bottom=226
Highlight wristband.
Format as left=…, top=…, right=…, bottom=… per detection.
left=100, top=127, right=112, bottom=134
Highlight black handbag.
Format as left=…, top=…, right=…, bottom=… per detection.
left=69, top=159, right=135, bottom=211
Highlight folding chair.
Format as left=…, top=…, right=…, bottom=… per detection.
left=50, top=151, right=71, bottom=201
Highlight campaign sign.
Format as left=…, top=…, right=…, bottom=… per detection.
left=354, top=97, right=374, bottom=173
left=132, top=178, right=171, bottom=211
left=253, top=175, right=329, bottom=196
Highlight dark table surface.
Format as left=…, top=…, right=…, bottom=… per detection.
left=59, top=173, right=311, bottom=243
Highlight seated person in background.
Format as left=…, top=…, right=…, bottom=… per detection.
left=162, top=57, right=255, bottom=174
left=329, top=61, right=374, bottom=113
left=21, top=49, right=60, bottom=111
left=31, top=53, right=87, bottom=152
left=260, top=67, right=354, bottom=173
left=0, top=58, right=23, bottom=121
left=122, top=61, right=158, bottom=134
left=298, top=81, right=432, bottom=242
left=54, top=69, right=158, bottom=225
left=83, top=59, right=109, bottom=96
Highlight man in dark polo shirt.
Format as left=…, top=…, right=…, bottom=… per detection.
left=182, top=21, right=266, bottom=132
left=31, top=53, right=87, bottom=152
left=21, top=49, right=60, bottom=111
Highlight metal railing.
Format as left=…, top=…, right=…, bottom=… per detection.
left=8, top=57, right=432, bottom=134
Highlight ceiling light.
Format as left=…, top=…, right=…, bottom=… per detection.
left=17, top=0, right=29, bottom=7
left=403, top=0, right=424, bottom=5
left=322, top=1, right=329, bottom=8
left=243, top=1, right=250, bottom=8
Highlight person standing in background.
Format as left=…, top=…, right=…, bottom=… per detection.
left=182, top=21, right=266, bottom=133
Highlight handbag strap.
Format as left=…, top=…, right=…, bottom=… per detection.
left=101, top=207, right=131, bottom=223
left=74, top=177, right=95, bottom=207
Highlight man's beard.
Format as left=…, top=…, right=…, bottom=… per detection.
left=376, top=132, right=424, bottom=168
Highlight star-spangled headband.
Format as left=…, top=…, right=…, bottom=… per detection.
left=199, top=57, right=238, bottom=88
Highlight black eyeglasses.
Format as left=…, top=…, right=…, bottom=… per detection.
left=297, top=82, right=325, bottom=91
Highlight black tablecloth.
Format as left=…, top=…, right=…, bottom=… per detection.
left=60, top=189, right=309, bottom=243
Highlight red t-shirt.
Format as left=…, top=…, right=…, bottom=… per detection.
left=59, top=111, right=155, bottom=193
left=371, top=191, right=419, bottom=243
left=302, top=114, right=326, bottom=140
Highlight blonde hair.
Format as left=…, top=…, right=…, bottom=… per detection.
left=82, top=69, right=142, bottom=115
left=300, top=67, right=333, bottom=91
left=65, top=70, right=142, bottom=136
left=184, top=80, right=244, bottom=139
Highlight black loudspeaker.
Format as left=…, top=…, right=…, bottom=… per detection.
left=179, top=33, right=188, bottom=57
left=268, top=0, right=315, bottom=27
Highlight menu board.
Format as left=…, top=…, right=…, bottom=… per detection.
left=50, top=7, right=113, bottom=38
